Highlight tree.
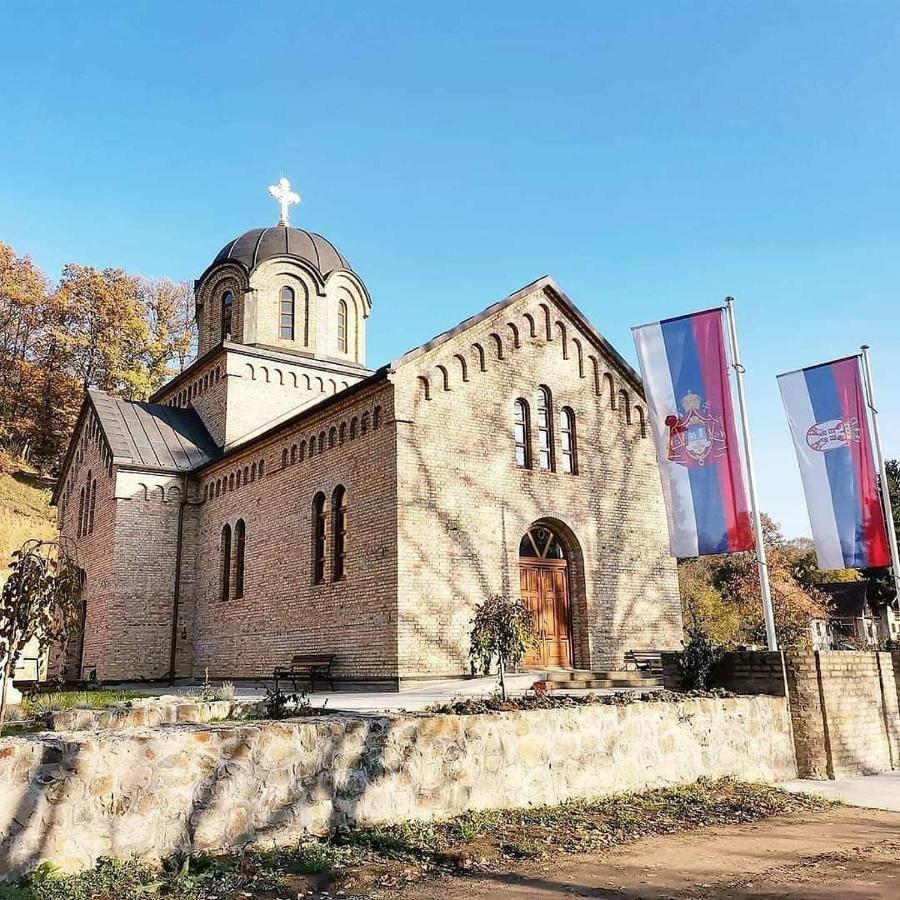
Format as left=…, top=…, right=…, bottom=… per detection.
left=0, top=538, right=84, bottom=735
left=469, top=594, right=538, bottom=700
left=679, top=515, right=830, bottom=650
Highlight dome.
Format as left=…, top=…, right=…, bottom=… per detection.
left=207, top=226, right=353, bottom=278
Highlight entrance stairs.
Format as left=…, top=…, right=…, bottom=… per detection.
left=532, top=668, right=662, bottom=692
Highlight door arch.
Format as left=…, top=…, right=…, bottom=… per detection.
left=519, top=524, right=572, bottom=668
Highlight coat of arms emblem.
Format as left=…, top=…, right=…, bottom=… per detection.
left=665, top=390, right=727, bottom=467
left=806, top=417, right=860, bottom=453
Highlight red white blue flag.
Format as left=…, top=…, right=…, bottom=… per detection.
left=777, top=356, right=890, bottom=570
left=633, top=309, right=753, bottom=557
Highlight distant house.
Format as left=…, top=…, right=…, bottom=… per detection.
left=814, top=581, right=899, bottom=648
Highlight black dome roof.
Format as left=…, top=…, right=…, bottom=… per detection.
left=209, top=226, right=352, bottom=277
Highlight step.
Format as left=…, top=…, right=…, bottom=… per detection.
left=540, top=669, right=659, bottom=685
left=540, top=678, right=662, bottom=691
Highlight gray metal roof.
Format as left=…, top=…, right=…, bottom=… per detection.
left=210, top=226, right=351, bottom=276
left=89, top=390, right=220, bottom=472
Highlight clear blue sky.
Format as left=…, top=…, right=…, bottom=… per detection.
left=2, top=1, right=898, bottom=539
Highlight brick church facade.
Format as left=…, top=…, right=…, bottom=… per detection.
left=53, top=205, right=682, bottom=687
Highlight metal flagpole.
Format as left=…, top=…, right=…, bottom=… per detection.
left=860, top=345, right=900, bottom=607
left=724, top=297, right=778, bottom=651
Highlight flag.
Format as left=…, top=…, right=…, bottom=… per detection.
left=633, top=309, right=753, bottom=557
left=777, top=355, right=890, bottom=570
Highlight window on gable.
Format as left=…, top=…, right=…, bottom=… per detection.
left=332, top=485, right=347, bottom=580
left=537, top=386, right=555, bottom=471
left=221, top=523, right=232, bottom=601
left=312, top=492, right=327, bottom=584
left=221, top=290, right=234, bottom=341
left=514, top=399, right=531, bottom=468
left=560, top=407, right=577, bottom=474
left=280, top=286, right=295, bottom=340
left=234, top=519, right=246, bottom=599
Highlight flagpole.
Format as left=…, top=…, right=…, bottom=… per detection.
left=724, top=297, right=778, bottom=651
left=860, top=345, right=900, bottom=607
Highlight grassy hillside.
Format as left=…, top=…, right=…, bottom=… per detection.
left=0, top=457, right=57, bottom=566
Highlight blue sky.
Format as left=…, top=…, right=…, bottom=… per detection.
left=1, top=1, right=898, bottom=538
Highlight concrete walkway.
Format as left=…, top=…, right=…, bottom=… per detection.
left=782, top=771, right=900, bottom=812
left=117, top=673, right=646, bottom=714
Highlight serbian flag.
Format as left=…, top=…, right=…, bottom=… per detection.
left=777, top=356, right=890, bottom=570
left=633, top=309, right=753, bottom=557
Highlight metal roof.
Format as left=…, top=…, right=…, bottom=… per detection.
left=210, top=226, right=351, bottom=276
left=89, top=390, right=220, bottom=472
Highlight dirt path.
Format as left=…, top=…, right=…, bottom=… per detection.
left=397, top=807, right=900, bottom=899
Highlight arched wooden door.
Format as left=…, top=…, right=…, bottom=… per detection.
left=519, top=525, right=572, bottom=668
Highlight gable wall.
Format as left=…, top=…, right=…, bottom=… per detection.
left=186, top=379, right=399, bottom=682
left=392, top=285, right=681, bottom=678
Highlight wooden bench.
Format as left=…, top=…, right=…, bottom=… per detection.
left=625, top=650, right=663, bottom=675
left=273, top=654, right=335, bottom=693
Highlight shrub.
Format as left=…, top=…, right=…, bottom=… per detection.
left=469, top=594, right=538, bottom=700
left=678, top=628, right=724, bottom=690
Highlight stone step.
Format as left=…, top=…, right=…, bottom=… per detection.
left=541, top=678, right=662, bottom=691
left=540, top=669, right=659, bottom=685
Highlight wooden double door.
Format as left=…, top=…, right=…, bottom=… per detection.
left=519, top=526, right=572, bottom=669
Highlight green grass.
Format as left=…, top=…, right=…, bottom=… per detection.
left=20, top=690, right=149, bottom=717
left=2, top=779, right=831, bottom=900
left=0, top=461, right=56, bottom=567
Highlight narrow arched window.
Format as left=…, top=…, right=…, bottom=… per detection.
left=77, top=486, right=85, bottom=538
left=537, top=386, right=555, bottom=471
left=337, top=299, right=348, bottom=353
left=312, top=492, right=327, bottom=584
left=513, top=399, right=531, bottom=468
left=281, top=448, right=288, bottom=468
left=233, top=519, right=246, bottom=599
left=221, top=523, right=232, bottom=601
left=290, top=444, right=297, bottom=464
left=280, top=286, right=295, bottom=340
left=221, top=290, right=234, bottom=341
left=332, top=485, right=347, bottom=580
left=88, top=478, right=97, bottom=533
left=560, top=407, right=577, bottom=474
left=373, top=407, right=382, bottom=430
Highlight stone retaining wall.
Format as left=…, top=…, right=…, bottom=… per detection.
left=0, top=696, right=795, bottom=878
left=44, top=698, right=263, bottom=732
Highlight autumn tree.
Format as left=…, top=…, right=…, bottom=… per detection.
left=679, top=515, right=830, bottom=650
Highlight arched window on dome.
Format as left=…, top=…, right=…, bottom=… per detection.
left=221, top=291, right=234, bottom=342
left=280, top=286, right=295, bottom=340
left=337, top=300, right=348, bottom=353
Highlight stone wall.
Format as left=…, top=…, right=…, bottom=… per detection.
left=0, top=696, right=794, bottom=878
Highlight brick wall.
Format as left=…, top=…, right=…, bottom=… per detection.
left=392, top=283, right=682, bottom=678
left=785, top=651, right=900, bottom=778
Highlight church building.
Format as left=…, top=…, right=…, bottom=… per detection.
left=52, top=181, right=681, bottom=687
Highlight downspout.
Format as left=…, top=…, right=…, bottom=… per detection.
left=168, top=476, right=188, bottom=684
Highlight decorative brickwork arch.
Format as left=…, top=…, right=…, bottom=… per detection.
left=518, top=519, right=588, bottom=670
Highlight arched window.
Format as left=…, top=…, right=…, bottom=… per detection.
left=258, top=459, right=265, bottom=477
left=537, top=386, right=555, bottom=471
left=77, top=486, right=85, bottom=538
left=221, top=290, right=234, bottom=341
left=361, top=412, right=370, bottom=434
left=329, top=427, right=337, bottom=448
left=332, top=486, right=347, bottom=580
left=282, top=448, right=288, bottom=468
left=312, top=492, right=327, bottom=584
left=290, top=444, right=298, bottom=464
left=233, top=519, right=246, bottom=599
left=560, top=407, right=577, bottom=474
left=337, top=299, right=348, bottom=353
left=373, top=407, right=382, bottom=430
left=221, top=523, right=232, bottom=601
left=513, top=399, right=531, bottom=468
left=279, top=286, right=295, bottom=340
left=88, top=478, right=97, bottom=533
left=350, top=417, right=358, bottom=439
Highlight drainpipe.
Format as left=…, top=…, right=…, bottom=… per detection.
left=167, top=476, right=188, bottom=685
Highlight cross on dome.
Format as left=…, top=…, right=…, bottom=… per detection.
left=268, top=177, right=300, bottom=227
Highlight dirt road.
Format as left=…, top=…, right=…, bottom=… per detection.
left=398, top=807, right=900, bottom=899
